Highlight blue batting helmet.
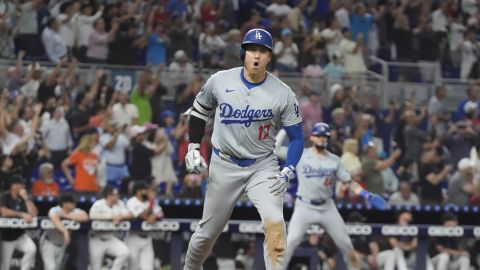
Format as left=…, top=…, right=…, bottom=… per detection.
left=311, top=122, right=331, bottom=137
left=240, top=28, right=273, bottom=61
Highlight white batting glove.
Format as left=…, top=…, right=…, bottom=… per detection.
left=185, top=143, right=207, bottom=174
left=268, top=166, right=295, bottom=196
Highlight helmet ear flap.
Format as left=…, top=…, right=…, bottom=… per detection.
left=240, top=47, right=245, bottom=61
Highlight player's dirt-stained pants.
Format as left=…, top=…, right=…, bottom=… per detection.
left=283, top=199, right=357, bottom=270
left=184, top=152, right=286, bottom=270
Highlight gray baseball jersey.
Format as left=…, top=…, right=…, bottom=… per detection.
left=284, top=148, right=357, bottom=270
left=195, top=67, right=302, bottom=159
left=185, top=67, right=302, bottom=270
left=296, top=148, right=351, bottom=201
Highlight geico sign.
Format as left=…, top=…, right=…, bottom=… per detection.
left=239, top=223, right=264, bottom=234
left=346, top=225, right=372, bottom=235
left=189, top=222, right=229, bottom=233
left=428, top=226, right=464, bottom=237
left=91, top=221, right=131, bottom=231
left=306, top=225, right=325, bottom=235
left=40, top=219, right=80, bottom=230
left=0, top=217, right=37, bottom=228
left=474, top=227, right=480, bottom=238
left=381, top=226, right=418, bottom=236
left=142, top=221, right=180, bottom=231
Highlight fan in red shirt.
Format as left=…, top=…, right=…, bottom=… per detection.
left=32, top=162, right=60, bottom=197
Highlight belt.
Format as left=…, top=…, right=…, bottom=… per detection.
left=107, top=163, right=125, bottom=167
left=136, top=232, right=149, bottom=238
left=213, top=147, right=258, bottom=167
left=45, top=234, right=63, bottom=247
left=298, top=196, right=326, bottom=206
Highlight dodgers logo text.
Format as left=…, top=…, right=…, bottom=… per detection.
left=218, top=103, right=273, bottom=127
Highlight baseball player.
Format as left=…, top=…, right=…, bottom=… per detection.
left=0, top=175, right=38, bottom=270
left=89, top=186, right=132, bottom=270
left=184, top=28, right=304, bottom=270
left=276, top=123, right=387, bottom=270
left=40, top=193, right=89, bottom=270
left=125, top=181, right=163, bottom=270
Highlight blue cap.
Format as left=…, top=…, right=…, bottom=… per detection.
left=281, top=28, right=292, bottom=36
left=241, top=28, right=273, bottom=51
left=311, top=122, right=331, bottom=137
left=160, top=110, right=175, bottom=120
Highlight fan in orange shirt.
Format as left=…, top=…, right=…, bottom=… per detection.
left=62, top=133, right=99, bottom=193
left=32, top=163, right=60, bottom=197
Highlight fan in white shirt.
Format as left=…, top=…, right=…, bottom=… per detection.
left=111, top=91, right=139, bottom=127
left=266, top=0, right=292, bottom=17
left=319, top=16, right=342, bottom=61
left=99, top=122, right=130, bottom=189
left=41, top=18, right=68, bottom=63
left=57, top=2, right=79, bottom=49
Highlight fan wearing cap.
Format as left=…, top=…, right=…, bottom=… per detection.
left=455, top=84, right=479, bottom=121
left=129, top=125, right=167, bottom=188
left=362, top=141, right=402, bottom=195
left=168, top=49, right=195, bottom=82
left=0, top=175, right=38, bottom=270
left=447, top=158, right=476, bottom=206
left=276, top=123, right=387, bottom=270
left=184, top=28, right=304, bottom=270
left=273, top=27, right=299, bottom=73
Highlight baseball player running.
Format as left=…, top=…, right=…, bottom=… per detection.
left=89, top=186, right=132, bottom=270
left=125, top=181, right=163, bottom=270
left=276, top=123, right=387, bottom=270
left=41, top=193, right=89, bottom=270
left=184, top=28, right=304, bottom=270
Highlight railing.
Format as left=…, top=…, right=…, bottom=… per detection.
left=0, top=58, right=478, bottom=112
left=0, top=59, right=386, bottom=107
left=1, top=217, right=479, bottom=270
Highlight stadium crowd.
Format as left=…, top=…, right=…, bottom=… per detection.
left=1, top=0, right=480, bottom=269
left=0, top=0, right=479, bottom=205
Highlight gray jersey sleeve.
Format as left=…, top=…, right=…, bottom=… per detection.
left=281, top=90, right=302, bottom=126
left=194, top=75, right=218, bottom=110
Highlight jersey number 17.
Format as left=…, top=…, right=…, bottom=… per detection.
left=258, top=124, right=272, bottom=140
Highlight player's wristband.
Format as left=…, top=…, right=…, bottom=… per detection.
left=359, top=190, right=370, bottom=199
left=282, top=165, right=295, bottom=181
left=188, top=143, right=201, bottom=152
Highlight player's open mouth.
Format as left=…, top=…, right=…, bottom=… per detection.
left=253, top=62, right=259, bottom=68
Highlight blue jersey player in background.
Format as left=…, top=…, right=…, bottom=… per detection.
left=276, top=122, right=388, bottom=270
